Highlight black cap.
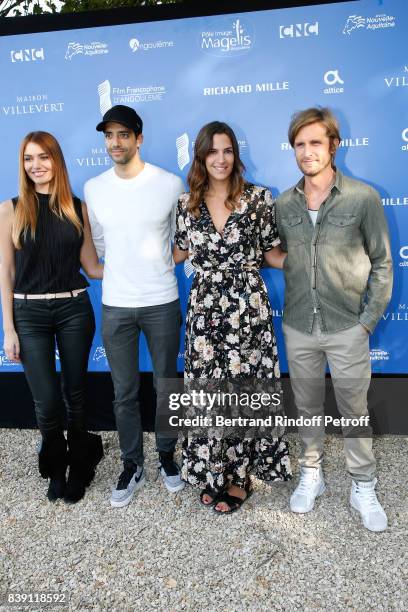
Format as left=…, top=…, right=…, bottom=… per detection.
left=96, top=105, right=143, bottom=135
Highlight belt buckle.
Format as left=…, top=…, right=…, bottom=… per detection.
left=45, top=292, right=56, bottom=299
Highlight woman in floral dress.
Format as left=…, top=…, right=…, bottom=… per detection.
left=173, top=121, right=291, bottom=513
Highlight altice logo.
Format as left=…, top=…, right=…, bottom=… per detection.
left=400, top=246, right=408, bottom=267
left=324, top=70, right=344, bottom=86
left=323, top=69, right=345, bottom=95
left=402, top=128, right=408, bottom=151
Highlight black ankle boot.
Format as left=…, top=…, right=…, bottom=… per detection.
left=47, top=468, right=67, bottom=502
left=64, top=430, right=104, bottom=504
left=38, top=433, right=68, bottom=502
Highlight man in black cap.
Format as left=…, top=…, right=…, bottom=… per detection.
left=84, top=105, right=185, bottom=507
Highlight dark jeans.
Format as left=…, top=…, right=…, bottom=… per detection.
left=102, top=298, right=181, bottom=466
left=13, top=292, right=95, bottom=438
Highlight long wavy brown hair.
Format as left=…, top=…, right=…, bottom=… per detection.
left=187, top=121, right=245, bottom=217
left=12, top=131, right=82, bottom=249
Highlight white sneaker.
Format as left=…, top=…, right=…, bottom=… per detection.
left=290, top=466, right=326, bottom=513
left=110, top=464, right=145, bottom=508
left=158, top=452, right=185, bottom=493
left=350, top=478, right=388, bottom=532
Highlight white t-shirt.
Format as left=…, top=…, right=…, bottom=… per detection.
left=84, top=163, right=185, bottom=307
left=308, top=209, right=319, bottom=226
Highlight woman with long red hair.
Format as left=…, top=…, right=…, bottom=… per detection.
left=0, top=131, right=103, bottom=504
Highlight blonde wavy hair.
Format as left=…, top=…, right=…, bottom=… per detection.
left=288, top=107, right=341, bottom=165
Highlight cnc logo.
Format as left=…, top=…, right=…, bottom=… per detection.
left=10, top=48, right=44, bottom=62
left=279, top=21, right=318, bottom=38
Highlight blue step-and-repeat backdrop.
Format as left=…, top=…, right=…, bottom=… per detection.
left=0, top=0, right=406, bottom=373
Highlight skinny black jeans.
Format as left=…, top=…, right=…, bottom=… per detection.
left=13, top=291, right=95, bottom=438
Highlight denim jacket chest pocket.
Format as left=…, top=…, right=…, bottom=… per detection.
left=280, top=214, right=305, bottom=246
left=325, top=213, right=359, bottom=245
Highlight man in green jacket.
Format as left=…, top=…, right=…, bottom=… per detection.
left=276, top=107, right=393, bottom=532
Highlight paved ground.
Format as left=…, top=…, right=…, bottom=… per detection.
left=0, top=431, right=407, bottom=611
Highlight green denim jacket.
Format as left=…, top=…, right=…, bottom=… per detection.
left=275, top=170, right=393, bottom=334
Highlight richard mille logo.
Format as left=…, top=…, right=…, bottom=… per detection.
left=203, top=81, right=289, bottom=96
left=281, top=137, right=368, bottom=151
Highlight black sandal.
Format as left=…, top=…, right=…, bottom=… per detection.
left=213, top=480, right=253, bottom=515
left=199, top=486, right=220, bottom=507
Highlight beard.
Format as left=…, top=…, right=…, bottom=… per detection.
left=108, top=148, right=136, bottom=165
left=299, top=155, right=332, bottom=177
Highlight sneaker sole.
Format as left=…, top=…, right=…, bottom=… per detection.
left=159, top=465, right=185, bottom=493
left=290, top=482, right=326, bottom=514
left=163, top=480, right=186, bottom=493
left=349, top=499, right=388, bottom=532
left=110, top=475, right=146, bottom=508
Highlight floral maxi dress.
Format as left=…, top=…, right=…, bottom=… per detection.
left=174, top=184, right=292, bottom=492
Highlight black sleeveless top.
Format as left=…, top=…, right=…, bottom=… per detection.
left=13, top=193, right=89, bottom=294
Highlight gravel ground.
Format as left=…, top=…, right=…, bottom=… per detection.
left=0, top=431, right=407, bottom=612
